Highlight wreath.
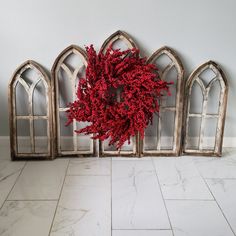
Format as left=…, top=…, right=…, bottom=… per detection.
left=66, top=45, right=171, bottom=149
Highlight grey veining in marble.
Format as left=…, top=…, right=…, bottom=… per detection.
left=0, top=148, right=235, bottom=236
left=8, top=159, right=69, bottom=200
left=166, top=200, right=234, bottom=236
left=0, top=160, right=25, bottom=207
left=153, top=157, right=213, bottom=199
left=206, top=178, right=236, bottom=234
left=193, top=151, right=236, bottom=178
left=112, top=160, right=170, bottom=229
left=67, top=158, right=111, bottom=176
left=50, top=175, right=111, bottom=236
left=0, top=200, right=57, bottom=236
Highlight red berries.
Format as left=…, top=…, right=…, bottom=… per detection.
left=66, top=45, right=171, bottom=149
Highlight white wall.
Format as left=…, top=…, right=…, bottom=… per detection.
left=0, top=0, right=236, bottom=139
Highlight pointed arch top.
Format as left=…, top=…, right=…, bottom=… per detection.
left=51, top=45, right=87, bottom=75
left=99, top=31, right=138, bottom=157
left=183, top=60, right=228, bottom=156
left=8, top=60, right=53, bottom=160
left=147, top=46, right=184, bottom=76
left=141, top=46, right=185, bottom=156
left=100, top=30, right=138, bottom=54
left=186, top=60, right=228, bottom=91
left=9, top=60, right=50, bottom=88
left=51, top=44, right=95, bottom=157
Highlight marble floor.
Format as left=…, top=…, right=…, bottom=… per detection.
left=0, top=148, right=236, bottom=236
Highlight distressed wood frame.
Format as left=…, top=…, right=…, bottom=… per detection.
left=182, top=61, right=228, bottom=156
left=51, top=45, right=96, bottom=157
left=140, top=47, right=185, bottom=156
left=99, top=30, right=139, bottom=157
left=8, top=60, right=53, bottom=160
left=8, top=32, right=229, bottom=159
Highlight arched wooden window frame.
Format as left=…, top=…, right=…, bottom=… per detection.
left=99, top=30, right=139, bottom=157
left=51, top=45, right=96, bottom=157
left=183, top=61, right=228, bottom=156
left=140, top=47, right=185, bottom=156
left=8, top=60, right=53, bottom=160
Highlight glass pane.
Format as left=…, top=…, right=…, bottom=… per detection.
left=202, top=118, right=217, bottom=150
left=120, top=138, right=135, bottom=152
left=60, top=111, right=74, bottom=151
left=163, top=66, right=178, bottom=107
left=15, top=82, right=29, bottom=116
left=58, top=53, right=85, bottom=108
left=104, top=137, right=135, bottom=152
left=34, top=119, right=48, bottom=153
left=189, top=81, right=203, bottom=114
left=58, top=68, right=73, bottom=108
left=160, top=111, right=175, bottom=150
left=152, top=54, right=172, bottom=72
left=104, top=138, right=117, bottom=152
left=17, top=119, right=31, bottom=153
left=111, top=39, right=131, bottom=51
left=33, top=80, right=47, bottom=116
left=75, top=65, right=86, bottom=92
left=199, top=68, right=216, bottom=87
left=21, top=68, right=39, bottom=87
left=144, top=113, right=158, bottom=150
left=186, top=117, right=201, bottom=149
left=76, top=121, right=93, bottom=152
left=64, top=53, right=84, bottom=72
left=207, top=79, right=221, bottom=114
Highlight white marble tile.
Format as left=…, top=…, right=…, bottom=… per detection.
left=67, top=158, right=111, bottom=176
left=153, top=157, right=213, bottom=200
left=193, top=154, right=236, bottom=178
left=206, top=179, right=236, bottom=234
left=8, top=159, right=69, bottom=200
left=166, top=200, right=234, bottom=236
left=112, top=157, right=152, bottom=161
left=0, top=160, right=25, bottom=207
left=112, top=230, right=173, bottom=236
left=112, top=160, right=170, bottom=230
left=50, top=175, right=111, bottom=236
left=0, top=200, right=57, bottom=236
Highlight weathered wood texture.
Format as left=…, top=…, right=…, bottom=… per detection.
left=8, top=32, right=228, bottom=159
left=51, top=45, right=96, bottom=157
left=8, top=60, right=53, bottom=160
left=183, top=61, right=228, bottom=156
left=140, top=47, right=185, bottom=156
left=99, top=30, right=139, bottom=157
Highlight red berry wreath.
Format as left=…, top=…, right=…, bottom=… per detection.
left=66, top=45, right=171, bottom=149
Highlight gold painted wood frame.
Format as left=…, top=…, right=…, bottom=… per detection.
left=99, top=30, right=139, bottom=157
left=51, top=45, right=96, bottom=157
left=183, top=61, right=228, bottom=156
left=140, top=47, right=185, bottom=156
left=8, top=60, right=53, bottom=160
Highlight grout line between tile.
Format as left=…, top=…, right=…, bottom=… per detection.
left=112, top=228, right=172, bottom=231
left=0, top=161, right=27, bottom=211
left=194, top=161, right=236, bottom=236
left=204, top=177, right=236, bottom=180
left=164, top=198, right=215, bottom=201
left=48, top=159, right=70, bottom=236
left=66, top=174, right=110, bottom=176
left=151, top=157, right=174, bottom=236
